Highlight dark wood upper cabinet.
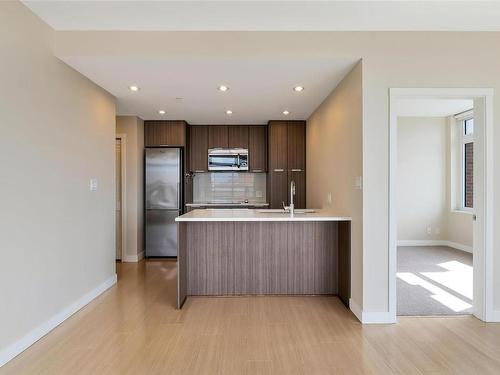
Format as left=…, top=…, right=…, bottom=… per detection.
left=208, top=125, right=228, bottom=149
left=189, top=125, right=208, bottom=172
left=144, top=121, right=186, bottom=147
left=268, top=121, right=288, bottom=170
left=287, top=121, right=306, bottom=170
left=227, top=125, right=249, bottom=149
left=248, top=125, right=267, bottom=172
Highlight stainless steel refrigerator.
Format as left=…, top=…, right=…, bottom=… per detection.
left=145, top=148, right=182, bottom=257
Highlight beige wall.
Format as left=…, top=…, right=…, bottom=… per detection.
left=0, top=1, right=116, bottom=358
left=116, top=116, right=144, bottom=260
left=397, top=116, right=473, bottom=249
left=307, top=62, right=363, bottom=308
left=52, top=30, right=500, bottom=313
left=397, top=117, right=448, bottom=241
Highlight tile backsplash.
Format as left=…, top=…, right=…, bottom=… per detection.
left=193, top=172, right=267, bottom=203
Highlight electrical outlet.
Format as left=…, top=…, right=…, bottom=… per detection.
left=427, top=226, right=432, bottom=235
left=255, top=190, right=263, bottom=198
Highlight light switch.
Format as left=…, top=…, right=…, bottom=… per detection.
left=354, top=176, right=363, bottom=190
left=89, top=178, right=98, bottom=191
left=327, top=193, right=332, bottom=205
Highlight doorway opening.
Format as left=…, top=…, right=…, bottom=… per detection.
left=389, top=88, right=494, bottom=322
left=396, top=101, right=473, bottom=316
left=115, top=134, right=127, bottom=262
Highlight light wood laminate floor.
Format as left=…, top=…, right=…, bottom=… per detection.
left=2, top=260, right=500, bottom=374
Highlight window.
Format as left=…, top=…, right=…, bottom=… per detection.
left=462, top=117, right=474, bottom=209
left=464, top=118, right=474, bottom=136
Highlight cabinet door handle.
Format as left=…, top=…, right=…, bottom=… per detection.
left=290, top=169, right=302, bottom=172
left=273, top=168, right=284, bottom=172
left=194, top=170, right=205, bottom=173
left=252, top=169, right=263, bottom=173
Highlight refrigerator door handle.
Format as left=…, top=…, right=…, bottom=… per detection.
left=177, top=182, right=181, bottom=209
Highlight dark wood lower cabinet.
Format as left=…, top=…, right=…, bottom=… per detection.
left=269, top=170, right=288, bottom=209
left=269, top=169, right=306, bottom=209
left=288, top=169, right=305, bottom=209
left=177, top=221, right=350, bottom=308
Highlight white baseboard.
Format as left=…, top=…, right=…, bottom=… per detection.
left=349, top=298, right=363, bottom=322
left=397, top=240, right=472, bottom=254
left=349, top=299, right=396, bottom=324
left=491, top=310, right=500, bottom=322
left=122, top=251, right=144, bottom=262
left=0, top=274, right=117, bottom=368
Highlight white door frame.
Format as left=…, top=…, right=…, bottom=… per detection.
left=116, top=133, right=127, bottom=262
left=389, top=88, right=494, bottom=322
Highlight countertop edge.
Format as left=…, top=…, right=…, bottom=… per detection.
left=186, top=203, right=269, bottom=207
left=175, top=217, right=352, bottom=222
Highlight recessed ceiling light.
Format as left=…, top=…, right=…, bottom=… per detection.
left=158, top=110, right=166, bottom=115
left=226, top=110, right=233, bottom=115
left=218, top=85, right=229, bottom=92
left=293, top=86, right=304, bottom=92
left=283, top=110, right=290, bottom=115
left=128, top=85, right=140, bottom=92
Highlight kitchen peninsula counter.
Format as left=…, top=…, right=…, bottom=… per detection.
left=176, top=209, right=351, bottom=309
left=176, top=208, right=351, bottom=222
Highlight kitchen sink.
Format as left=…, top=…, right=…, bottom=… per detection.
left=257, top=209, right=316, bottom=214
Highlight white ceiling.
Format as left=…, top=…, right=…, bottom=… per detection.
left=60, top=55, right=358, bottom=123
left=397, top=99, right=473, bottom=117
left=23, top=1, right=500, bottom=31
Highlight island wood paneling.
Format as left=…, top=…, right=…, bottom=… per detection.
left=177, top=223, right=187, bottom=308
left=338, top=221, right=351, bottom=306
left=233, top=223, right=258, bottom=293
left=179, top=221, right=350, bottom=302
left=206, top=222, right=235, bottom=295
left=287, top=222, right=336, bottom=294
left=186, top=222, right=207, bottom=296
left=263, top=222, right=289, bottom=294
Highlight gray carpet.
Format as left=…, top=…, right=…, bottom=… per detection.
left=397, top=246, right=473, bottom=316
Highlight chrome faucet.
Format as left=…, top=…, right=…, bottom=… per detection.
left=282, top=180, right=295, bottom=215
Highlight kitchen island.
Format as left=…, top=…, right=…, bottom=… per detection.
left=175, top=209, right=351, bottom=309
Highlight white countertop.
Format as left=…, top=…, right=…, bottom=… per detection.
left=175, top=209, right=351, bottom=222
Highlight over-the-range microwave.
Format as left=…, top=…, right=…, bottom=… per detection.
left=208, top=148, right=249, bottom=171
